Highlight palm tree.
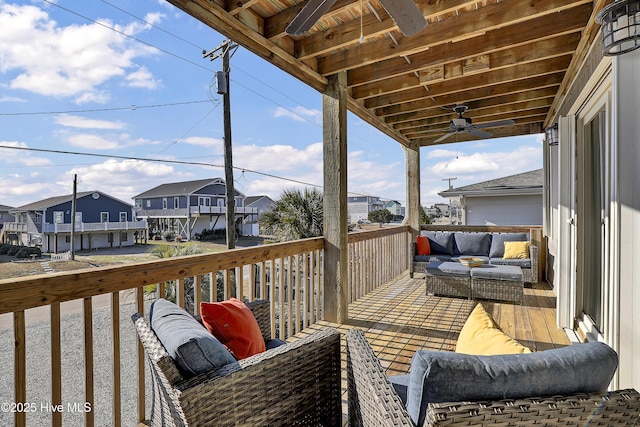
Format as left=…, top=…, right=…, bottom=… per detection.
left=260, top=188, right=323, bottom=242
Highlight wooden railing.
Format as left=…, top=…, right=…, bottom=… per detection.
left=348, top=225, right=409, bottom=302
left=0, top=228, right=410, bottom=427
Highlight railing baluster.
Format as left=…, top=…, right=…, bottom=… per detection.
left=136, top=288, right=145, bottom=423
left=278, top=257, right=285, bottom=340
left=209, top=272, right=216, bottom=303
left=51, top=303, right=62, bottom=427
left=176, top=278, right=185, bottom=309
left=287, top=255, right=293, bottom=338
left=260, top=261, right=267, bottom=301
left=269, top=259, right=276, bottom=339
left=194, top=275, right=202, bottom=315
left=111, top=292, right=121, bottom=427
left=249, top=264, right=256, bottom=302
left=83, top=297, right=94, bottom=427
left=14, top=310, right=26, bottom=427
left=235, top=266, right=243, bottom=302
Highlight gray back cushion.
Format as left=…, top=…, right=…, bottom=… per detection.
left=453, top=232, right=491, bottom=256
left=489, top=233, right=528, bottom=258
left=151, top=298, right=236, bottom=378
left=423, top=231, right=454, bottom=255
left=405, top=342, right=618, bottom=426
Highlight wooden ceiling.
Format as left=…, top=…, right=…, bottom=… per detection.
left=166, top=0, right=609, bottom=148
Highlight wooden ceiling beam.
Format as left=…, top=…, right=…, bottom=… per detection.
left=382, top=88, right=559, bottom=122
left=292, top=0, right=480, bottom=60
left=348, top=13, right=586, bottom=88
left=365, top=56, right=571, bottom=110
left=264, top=0, right=356, bottom=40
left=317, top=0, right=591, bottom=75
left=394, top=102, right=554, bottom=131
left=400, top=112, right=549, bottom=138
left=376, top=74, right=564, bottom=118
left=352, top=34, right=580, bottom=100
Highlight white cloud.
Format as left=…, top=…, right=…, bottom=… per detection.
left=0, top=141, right=51, bottom=167
left=425, top=148, right=461, bottom=159
left=273, top=106, right=321, bottom=123
left=0, top=3, right=160, bottom=103
left=0, top=95, right=26, bottom=103
left=54, top=114, right=125, bottom=130
left=67, top=133, right=121, bottom=150
left=125, top=66, right=162, bottom=89
left=182, top=136, right=224, bottom=148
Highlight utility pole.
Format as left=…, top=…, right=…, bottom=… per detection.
left=442, top=177, right=457, bottom=224
left=70, top=174, right=77, bottom=260
left=204, top=40, right=238, bottom=250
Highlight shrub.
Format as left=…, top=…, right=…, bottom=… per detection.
left=7, top=246, right=19, bottom=256
left=15, top=247, right=41, bottom=259
left=0, top=244, right=11, bottom=255
left=162, top=231, right=176, bottom=242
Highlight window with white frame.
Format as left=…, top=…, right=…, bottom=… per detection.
left=199, top=196, right=211, bottom=207
left=101, top=212, right=109, bottom=223
left=162, top=198, right=168, bottom=209
left=236, top=197, right=243, bottom=207
left=174, top=197, right=180, bottom=209
left=53, top=211, right=64, bottom=224
left=119, top=212, right=127, bottom=222
left=35, top=212, right=42, bottom=224
left=146, top=200, right=151, bottom=208
left=135, top=199, right=142, bottom=208
left=217, top=198, right=225, bottom=207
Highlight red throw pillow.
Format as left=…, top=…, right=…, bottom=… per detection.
left=416, top=235, right=431, bottom=255
left=200, top=298, right=266, bottom=360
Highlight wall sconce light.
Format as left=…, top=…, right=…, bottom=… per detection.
left=596, top=0, right=640, bottom=56
left=546, top=124, right=559, bottom=146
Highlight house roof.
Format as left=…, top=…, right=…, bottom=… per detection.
left=439, top=169, right=543, bottom=198
left=0, top=204, right=14, bottom=211
left=166, top=0, right=601, bottom=148
left=245, top=195, right=274, bottom=206
left=133, top=178, right=228, bottom=199
left=12, top=191, right=132, bottom=212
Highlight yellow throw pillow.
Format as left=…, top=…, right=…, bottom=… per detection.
left=456, top=304, right=532, bottom=355
left=503, top=241, right=530, bottom=259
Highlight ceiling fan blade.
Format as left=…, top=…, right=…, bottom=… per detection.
left=379, top=0, right=427, bottom=37
left=433, top=132, right=456, bottom=143
left=473, top=119, right=516, bottom=129
left=285, top=0, right=338, bottom=36
left=465, top=128, right=493, bottom=139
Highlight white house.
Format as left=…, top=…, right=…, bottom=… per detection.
left=439, top=169, right=543, bottom=226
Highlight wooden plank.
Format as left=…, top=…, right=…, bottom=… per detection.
left=83, top=298, right=94, bottom=427
left=111, top=292, right=121, bottom=427
left=14, top=310, right=26, bottom=427
left=136, top=288, right=146, bottom=423
left=51, top=303, right=62, bottom=427
left=194, top=275, right=202, bottom=315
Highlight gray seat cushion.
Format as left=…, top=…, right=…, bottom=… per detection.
left=414, top=254, right=452, bottom=263
left=489, top=233, right=529, bottom=258
left=425, top=261, right=470, bottom=277
left=471, top=264, right=523, bottom=281
left=422, top=231, right=454, bottom=255
left=405, top=342, right=618, bottom=426
left=454, top=232, right=491, bottom=256
left=490, top=257, right=532, bottom=269
left=150, top=298, right=236, bottom=377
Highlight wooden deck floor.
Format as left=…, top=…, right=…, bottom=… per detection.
left=294, top=271, right=570, bottom=423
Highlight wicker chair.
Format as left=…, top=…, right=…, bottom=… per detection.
left=346, top=329, right=640, bottom=427
left=132, top=300, right=341, bottom=427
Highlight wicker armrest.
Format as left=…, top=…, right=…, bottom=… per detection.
left=245, top=299, right=272, bottom=341
left=346, top=329, right=414, bottom=426
left=175, top=327, right=341, bottom=426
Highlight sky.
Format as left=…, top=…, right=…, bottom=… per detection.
left=0, top=0, right=544, bottom=210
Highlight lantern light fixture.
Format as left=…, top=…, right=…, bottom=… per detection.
left=596, top=0, right=640, bottom=56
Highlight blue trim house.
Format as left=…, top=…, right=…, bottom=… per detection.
left=1, top=191, right=147, bottom=253
left=133, top=178, right=257, bottom=240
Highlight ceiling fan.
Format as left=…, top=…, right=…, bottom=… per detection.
left=285, top=0, right=427, bottom=37
left=428, top=105, right=516, bottom=143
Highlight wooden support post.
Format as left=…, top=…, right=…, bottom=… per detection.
left=323, top=71, right=348, bottom=324
left=405, top=142, right=421, bottom=273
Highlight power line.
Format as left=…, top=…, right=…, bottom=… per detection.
left=0, top=100, right=212, bottom=116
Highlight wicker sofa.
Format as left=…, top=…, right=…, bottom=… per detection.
left=410, top=230, right=538, bottom=283
left=346, top=329, right=640, bottom=427
left=132, top=300, right=341, bottom=427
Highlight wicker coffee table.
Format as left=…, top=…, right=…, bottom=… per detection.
left=470, top=264, right=523, bottom=304
left=425, top=261, right=471, bottom=299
